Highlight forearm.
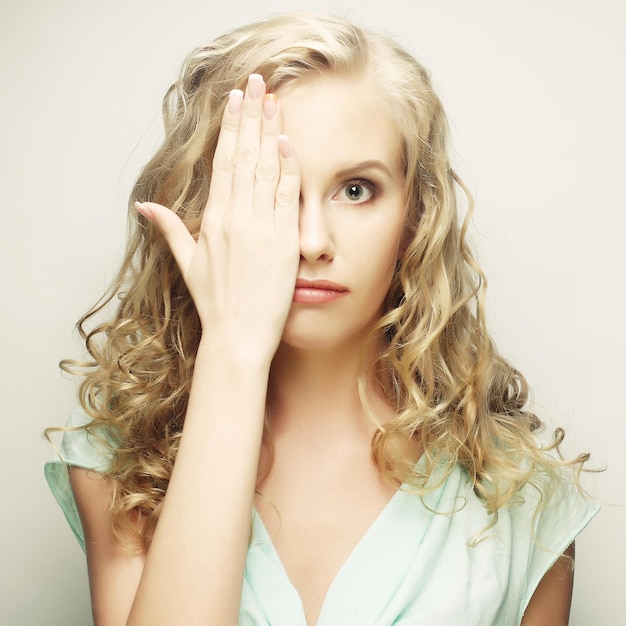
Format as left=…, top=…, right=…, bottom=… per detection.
left=123, top=74, right=298, bottom=624
left=128, top=337, right=270, bottom=625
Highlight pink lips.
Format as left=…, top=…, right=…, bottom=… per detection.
left=293, top=279, right=349, bottom=304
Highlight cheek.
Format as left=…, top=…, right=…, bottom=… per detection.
left=346, top=231, right=396, bottom=267
left=374, top=218, right=407, bottom=268
left=339, top=201, right=406, bottom=280
left=359, top=229, right=404, bottom=287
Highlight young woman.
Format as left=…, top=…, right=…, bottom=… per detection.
left=46, top=13, right=598, bottom=626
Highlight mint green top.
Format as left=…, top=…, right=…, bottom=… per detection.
left=45, top=406, right=598, bottom=625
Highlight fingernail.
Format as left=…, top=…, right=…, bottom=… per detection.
left=247, top=74, right=265, bottom=100
left=263, top=94, right=278, bottom=120
left=278, top=135, right=290, bottom=158
left=134, top=201, right=153, bottom=221
left=227, top=89, right=243, bottom=115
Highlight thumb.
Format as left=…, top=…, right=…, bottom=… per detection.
left=135, top=201, right=195, bottom=275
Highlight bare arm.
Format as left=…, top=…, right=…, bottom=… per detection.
left=521, top=543, right=576, bottom=626
left=72, top=75, right=300, bottom=625
left=71, top=468, right=145, bottom=625
left=72, top=349, right=272, bottom=625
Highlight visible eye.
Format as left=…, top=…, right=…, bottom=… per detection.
left=333, top=179, right=377, bottom=205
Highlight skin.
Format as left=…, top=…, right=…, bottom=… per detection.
left=255, top=74, right=408, bottom=625
left=71, top=73, right=576, bottom=625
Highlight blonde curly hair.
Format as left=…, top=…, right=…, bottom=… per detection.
left=53, top=12, right=589, bottom=548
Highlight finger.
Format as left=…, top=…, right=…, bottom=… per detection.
left=135, top=201, right=195, bottom=274
left=252, top=94, right=281, bottom=211
left=206, top=89, right=243, bottom=215
left=274, top=136, right=301, bottom=231
left=230, top=74, right=266, bottom=210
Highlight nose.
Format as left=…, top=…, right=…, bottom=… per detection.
left=298, top=195, right=334, bottom=262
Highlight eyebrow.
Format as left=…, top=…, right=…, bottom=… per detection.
left=334, top=160, right=395, bottom=179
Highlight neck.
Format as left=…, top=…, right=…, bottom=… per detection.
left=267, top=338, right=393, bottom=440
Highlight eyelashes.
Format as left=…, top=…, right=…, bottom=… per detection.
left=331, top=178, right=380, bottom=205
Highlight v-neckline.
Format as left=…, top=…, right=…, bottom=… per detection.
left=245, top=470, right=444, bottom=626
left=250, top=486, right=404, bottom=625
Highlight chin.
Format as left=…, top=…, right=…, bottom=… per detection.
left=279, top=319, right=373, bottom=355
left=279, top=330, right=338, bottom=353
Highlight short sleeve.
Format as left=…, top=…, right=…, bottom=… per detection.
left=44, top=405, right=113, bottom=551
left=519, top=473, right=599, bottom=621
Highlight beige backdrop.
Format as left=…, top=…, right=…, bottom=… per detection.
left=2, top=0, right=624, bottom=623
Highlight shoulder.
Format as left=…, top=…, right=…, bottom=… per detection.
left=416, top=460, right=598, bottom=623
left=45, top=405, right=115, bottom=550
left=49, top=404, right=114, bottom=470
left=494, top=463, right=599, bottom=623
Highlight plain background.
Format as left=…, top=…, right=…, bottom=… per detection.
left=2, top=0, right=624, bottom=623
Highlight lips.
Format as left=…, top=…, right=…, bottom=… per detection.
left=293, top=278, right=349, bottom=304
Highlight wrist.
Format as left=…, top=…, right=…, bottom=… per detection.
left=196, top=334, right=274, bottom=376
